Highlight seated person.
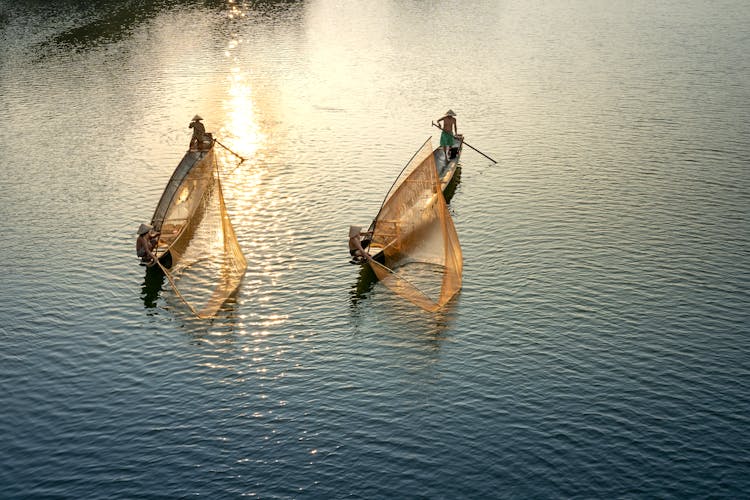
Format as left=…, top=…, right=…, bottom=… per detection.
left=348, top=225, right=372, bottom=264
left=136, top=223, right=160, bottom=264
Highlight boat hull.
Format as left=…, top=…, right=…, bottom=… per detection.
left=144, top=145, right=214, bottom=271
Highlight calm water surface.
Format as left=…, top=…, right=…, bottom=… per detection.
left=1, top=0, right=749, bottom=497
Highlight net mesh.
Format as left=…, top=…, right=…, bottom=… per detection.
left=369, top=139, right=462, bottom=311
left=155, top=148, right=247, bottom=318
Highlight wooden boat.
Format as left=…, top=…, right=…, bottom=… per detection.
left=436, top=134, right=464, bottom=200
left=145, top=134, right=215, bottom=269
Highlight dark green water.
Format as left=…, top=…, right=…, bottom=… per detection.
left=2, top=0, right=749, bottom=497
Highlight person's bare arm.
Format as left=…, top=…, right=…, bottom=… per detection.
left=351, top=235, right=371, bottom=259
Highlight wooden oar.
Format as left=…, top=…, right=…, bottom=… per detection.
left=431, top=122, right=497, bottom=164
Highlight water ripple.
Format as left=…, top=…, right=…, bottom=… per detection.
left=2, top=0, right=750, bottom=498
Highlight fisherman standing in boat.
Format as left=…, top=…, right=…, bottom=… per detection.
left=136, top=224, right=160, bottom=265
left=436, top=110, right=458, bottom=161
left=189, top=115, right=206, bottom=151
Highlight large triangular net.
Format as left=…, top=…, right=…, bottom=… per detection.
left=368, top=139, right=462, bottom=311
left=154, top=148, right=247, bottom=318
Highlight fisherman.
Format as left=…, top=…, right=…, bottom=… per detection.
left=348, top=226, right=372, bottom=264
left=136, top=223, right=160, bottom=265
left=189, top=115, right=206, bottom=151
left=436, top=109, right=458, bottom=161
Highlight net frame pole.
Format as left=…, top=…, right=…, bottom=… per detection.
left=370, top=137, right=432, bottom=235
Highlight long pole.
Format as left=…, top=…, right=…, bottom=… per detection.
left=370, top=136, right=433, bottom=234
left=214, top=138, right=247, bottom=162
left=431, top=122, right=497, bottom=164
left=155, top=257, right=205, bottom=319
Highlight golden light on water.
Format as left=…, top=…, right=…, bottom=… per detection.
left=213, top=32, right=255, bottom=214
left=226, top=0, right=245, bottom=19
left=217, top=47, right=266, bottom=206
left=219, top=4, right=264, bottom=160
left=210, top=3, right=292, bottom=335
left=220, top=65, right=263, bottom=161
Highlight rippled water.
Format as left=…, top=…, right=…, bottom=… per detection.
left=2, top=0, right=749, bottom=497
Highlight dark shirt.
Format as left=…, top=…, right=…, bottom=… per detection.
left=136, top=234, right=150, bottom=258
left=136, top=233, right=159, bottom=259
left=189, top=120, right=206, bottom=139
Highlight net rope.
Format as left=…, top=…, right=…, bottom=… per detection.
left=369, top=139, right=462, bottom=311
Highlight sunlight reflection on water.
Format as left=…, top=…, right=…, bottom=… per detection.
left=1, top=0, right=749, bottom=498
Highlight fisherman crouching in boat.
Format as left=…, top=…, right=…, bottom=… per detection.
left=348, top=226, right=372, bottom=264
left=136, top=223, right=160, bottom=265
left=189, top=115, right=206, bottom=151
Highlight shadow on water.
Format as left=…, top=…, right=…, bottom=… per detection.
left=443, top=165, right=462, bottom=204
left=141, top=265, right=165, bottom=310
left=14, top=0, right=301, bottom=53
left=349, top=261, right=378, bottom=307
left=41, top=0, right=219, bottom=50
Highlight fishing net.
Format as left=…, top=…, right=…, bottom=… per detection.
left=368, top=139, right=462, bottom=311
left=152, top=148, right=247, bottom=318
